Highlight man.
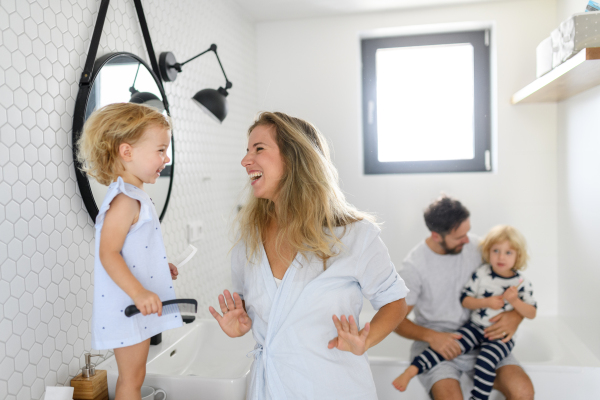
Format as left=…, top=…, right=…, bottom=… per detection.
left=395, top=196, right=534, bottom=400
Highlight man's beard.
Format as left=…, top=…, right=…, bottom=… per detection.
left=440, top=237, right=464, bottom=255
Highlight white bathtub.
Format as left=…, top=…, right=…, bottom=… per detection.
left=97, top=312, right=600, bottom=400
left=361, top=301, right=600, bottom=399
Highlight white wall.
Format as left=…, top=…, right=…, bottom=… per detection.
left=557, top=0, right=589, bottom=20
left=0, top=1, right=256, bottom=398
left=556, top=0, right=600, bottom=360
left=557, top=85, right=600, bottom=360
left=256, top=0, right=559, bottom=315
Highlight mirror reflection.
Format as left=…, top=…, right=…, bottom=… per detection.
left=85, top=55, right=173, bottom=218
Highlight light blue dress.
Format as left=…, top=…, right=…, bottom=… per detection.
left=91, top=177, right=182, bottom=350
left=232, top=220, right=409, bottom=399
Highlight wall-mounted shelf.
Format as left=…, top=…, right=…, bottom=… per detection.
left=511, top=47, right=600, bottom=104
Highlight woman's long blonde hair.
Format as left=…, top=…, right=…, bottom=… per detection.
left=236, top=112, right=373, bottom=265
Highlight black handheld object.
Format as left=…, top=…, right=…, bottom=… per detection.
left=124, top=298, right=198, bottom=317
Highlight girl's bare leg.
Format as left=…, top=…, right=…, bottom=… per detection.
left=114, top=339, right=150, bottom=400
left=393, top=365, right=419, bottom=392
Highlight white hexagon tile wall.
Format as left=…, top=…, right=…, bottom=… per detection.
left=0, top=0, right=257, bottom=398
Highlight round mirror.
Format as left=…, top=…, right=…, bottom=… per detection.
left=72, top=52, right=174, bottom=223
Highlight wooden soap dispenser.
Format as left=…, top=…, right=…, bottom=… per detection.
left=71, top=353, right=109, bottom=400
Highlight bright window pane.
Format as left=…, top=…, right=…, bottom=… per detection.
left=376, top=43, right=474, bottom=162
left=100, top=63, right=162, bottom=106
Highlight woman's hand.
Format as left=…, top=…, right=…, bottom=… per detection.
left=132, top=289, right=163, bottom=316
left=427, top=331, right=463, bottom=360
left=484, top=310, right=523, bottom=342
left=328, top=315, right=370, bottom=356
left=168, top=263, right=179, bottom=280
left=209, top=290, right=252, bottom=338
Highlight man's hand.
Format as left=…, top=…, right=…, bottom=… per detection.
left=484, top=310, right=523, bottom=342
left=428, top=331, right=463, bottom=360
left=394, top=304, right=461, bottom=360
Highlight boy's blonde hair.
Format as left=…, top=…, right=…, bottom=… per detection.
left=480, top=225, right=529, bottom=271
left=76, top=103, right=171, bottom=186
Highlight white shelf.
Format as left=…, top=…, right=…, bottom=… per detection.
left=511, top=47, right=600, bottom=104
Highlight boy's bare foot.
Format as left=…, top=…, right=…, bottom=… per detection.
left=392, top=365, right=419, bottom=392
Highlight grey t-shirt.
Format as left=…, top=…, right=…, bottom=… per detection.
left=398, top=234, right=482, bottom=332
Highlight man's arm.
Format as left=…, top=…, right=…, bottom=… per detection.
left=393, top=305, right=463, bottom=360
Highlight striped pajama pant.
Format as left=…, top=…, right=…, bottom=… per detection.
left=410, top=321, right=515, bottom=400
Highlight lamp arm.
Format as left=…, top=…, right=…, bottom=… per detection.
left=129, top=63, right=142, bottom=94
left=212, top=47, right=233, bottom=89
left=179, top=44, right=232, bottom=89
left=179, top=44, right=215, bottom=67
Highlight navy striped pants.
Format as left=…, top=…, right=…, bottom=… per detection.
left=410, top=321, right=514, bottom=400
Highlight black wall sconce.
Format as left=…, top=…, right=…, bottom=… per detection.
left=159, top=44, right=233, bottom=123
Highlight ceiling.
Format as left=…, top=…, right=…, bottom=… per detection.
left=232, top=0, right=503, bottom=22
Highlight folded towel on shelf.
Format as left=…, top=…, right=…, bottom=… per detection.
left=551, top=11, right=600, bottom=68
left=536, top=36, right=553, bottom=77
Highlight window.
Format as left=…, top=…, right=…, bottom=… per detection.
left=361, top=30, right=491, bottom=174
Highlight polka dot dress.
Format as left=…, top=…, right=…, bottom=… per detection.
left=91, top=177, right=182, bottom=350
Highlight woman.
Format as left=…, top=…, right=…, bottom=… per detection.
left=209, top=112, right=409, bottom=399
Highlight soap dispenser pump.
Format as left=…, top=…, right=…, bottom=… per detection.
left=71, top=352, right=109, bottom=400
left=82, top=353, right=101, bottom=377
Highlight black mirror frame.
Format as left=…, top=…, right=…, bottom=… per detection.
left=71, top=0, right=174, bottom=223
left=72, top=52, right=175, bottom=223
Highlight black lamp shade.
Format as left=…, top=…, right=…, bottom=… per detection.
left=130, top=91, right=165, bottom=113
left=192, top=88, right=228, bottom=123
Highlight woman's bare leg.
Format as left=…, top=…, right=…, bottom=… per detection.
left=114, top=339, right=150, bottom=400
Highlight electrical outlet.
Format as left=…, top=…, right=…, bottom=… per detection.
left=187, top=221, right=203, bottom=243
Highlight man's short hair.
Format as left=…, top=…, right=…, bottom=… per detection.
left=424, top=196, right=470, bottom=236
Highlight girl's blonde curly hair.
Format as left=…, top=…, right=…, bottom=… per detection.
left=76, top=103, right=171, bottom=186
left=480, top=225, right=530, bottom=271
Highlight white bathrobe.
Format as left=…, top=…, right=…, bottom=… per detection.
left=232, top=220, right=409, bottom=399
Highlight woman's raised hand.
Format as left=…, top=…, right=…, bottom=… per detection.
left=328, top=315, right=370, bottom=356
left=209, top=290, right=252, bottom=338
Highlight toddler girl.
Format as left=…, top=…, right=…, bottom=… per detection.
left=393, top=225, right=537, bottom=400
left=77, top=103, right=182, bottom=400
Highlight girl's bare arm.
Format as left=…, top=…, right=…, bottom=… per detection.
left=99, top=194, right=162, bottom=315
left=461, top=296, right=489, bottom=310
